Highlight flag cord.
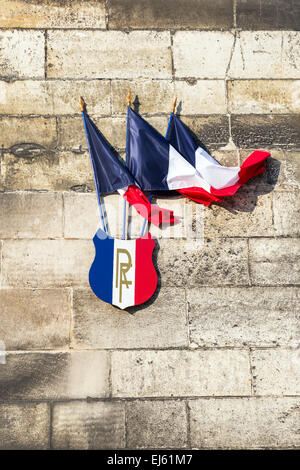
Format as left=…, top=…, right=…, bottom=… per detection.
left=140, top=111, right=174, bottom=237
left=81, top=109, right=107, bottom=233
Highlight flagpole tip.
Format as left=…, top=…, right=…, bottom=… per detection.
left=126, top=90, right=132, bottom=108
left=79, top=96, right=85, bottom=112
left=171, top=97, right=177, bottom=114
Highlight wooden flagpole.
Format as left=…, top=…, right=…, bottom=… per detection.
left=80, top=96, right=107, bottom=233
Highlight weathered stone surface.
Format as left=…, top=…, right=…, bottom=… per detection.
left=0, top=0, right=106, bottom=28
left=127, top=400, right=187, bottom=449
left=231, top=115, right=300, bottom=148
left=0, top=289, right=71, bottom=350
left=58, top=115, right=167, bottom=151
left=0, top=403, right=50, bottom=450
left=180, top=116, right=230, bottom=148
left=0, top=80, right=110, bottom=115
left=72, top=288, right=188, bottom=349
left=173, top=32, right=234, bottom=79
left=0, top=30, right=44, bottom=79
left=0, top=192, right=63, bottom=238
left=187, top=287, right=299, bottom=347
left=56, top=115, right=229, bottom=157
left=1, top=0, right=299, bottom=451
left=111, top=350, right=251, bottom=397
left=228, top=80, right=300, bottom=114
left=249, top=238, right=300, bottom=285
left=175, top=80, right=226, bottom=115
left=47, top=31, right=172, bottom=79
left=112, top=80, right=174, bottom=115
left=58, top=116, right=96, bottom=150
left=204, top=192, right=273, bottom=238
left=158, top=238, right=249, bottom=287
left=0, top=351, right=109, bottom=400
left=0, top=117, right=57, bottom=149
left=2, top=239, right=93, bottom=287
left=189, top=398, right=300, bottom=448
left=273, top=191, right=300, bottom=236
left=2, top=151, right=94, bottom=191
left=58, top=116, right=125, bottom=151
left=64, top=192, right=101, bottom=239
left=64, top=191, right=188, bottom=240
left=64, top=192, right=137, bottom=239
left=109, top=0, right=233, bottom=29
left=229, top=32, right=300, bottom=79
left=52, top=401, right=125, bottom=450
left=236, top=0, right=300, bottom=30
left=276, top=151, right=300, bottom=190
left=252, top=349, right=300, bottom=396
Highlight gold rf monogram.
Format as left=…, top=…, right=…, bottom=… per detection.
left=116, top=249, right=132, bottom=303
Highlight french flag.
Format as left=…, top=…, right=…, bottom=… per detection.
left=166, top=114, right=271, bottom=206
left=82, top=111, right=176, bottom=226
left=126, top=107, right=212, bottom=194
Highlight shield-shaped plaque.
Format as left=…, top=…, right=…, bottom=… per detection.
left=89, top=229, right=158, bottom=309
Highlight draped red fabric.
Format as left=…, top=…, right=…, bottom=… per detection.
left=123, top=185, right=179, bottom=226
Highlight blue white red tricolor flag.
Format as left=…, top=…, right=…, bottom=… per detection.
left=126, top=107, right=270, bottom=206
left=126, top=107, right=209, bottom=192
left=82, top=110, right=176, bottom=226
left=89, top=229, right=157, bottom=309
left=166, top=113, right=271, bottom=206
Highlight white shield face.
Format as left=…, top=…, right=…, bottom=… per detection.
left=112, top=239, right=136, bottom=309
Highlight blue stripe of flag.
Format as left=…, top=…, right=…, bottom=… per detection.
left=89, top=229, right=114, bottom=304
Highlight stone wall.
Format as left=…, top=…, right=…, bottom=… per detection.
left=0, top=0, right=299, bottom=449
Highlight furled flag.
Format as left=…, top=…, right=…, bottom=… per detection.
left=166, top=113, right=271, bottom=206
left=82, top=110, right=176, bottom=226
left=126, top=107, right=213, bottom=198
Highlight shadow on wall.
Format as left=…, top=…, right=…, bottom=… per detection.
left=133, top=95, right=281, bottom=216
